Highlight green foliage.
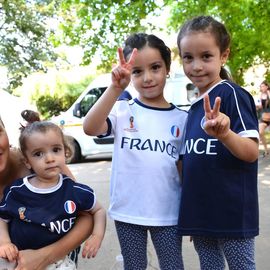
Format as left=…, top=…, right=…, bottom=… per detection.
left=165, top=0, right=270, bottom=84
left=56, top=0, right=161, bottom=71
left=34, top=75, right=93, bottom=119
left=0, top=0, right=57, bottom=90
left=57, top=0, right=270, bottom=84
left=1, top=0, right=270, bottom=90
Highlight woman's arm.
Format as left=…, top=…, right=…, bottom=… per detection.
left=15, top=213, right=93, bottom=270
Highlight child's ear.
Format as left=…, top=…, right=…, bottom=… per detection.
left=23, top=158, right=32, bottom=170
left=221, top=48, right=230, bottom=64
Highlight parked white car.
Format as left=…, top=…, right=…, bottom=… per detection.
left=51, top=72, right=194, bottom=163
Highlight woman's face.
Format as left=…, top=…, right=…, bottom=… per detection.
left=260, top=83, right=268, bottom=93
left=0, top=119, right=10, bottom=174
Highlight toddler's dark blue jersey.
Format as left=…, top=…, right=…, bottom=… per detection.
left=0, top=174, right=95, bottom=249
left=178, top=81, right=259, bottom=238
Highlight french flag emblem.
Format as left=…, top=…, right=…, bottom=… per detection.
left=171, top=125, right=180, bottom=137
left=64, top=200, right=76, bottom=214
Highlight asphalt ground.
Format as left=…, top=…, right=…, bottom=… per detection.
left=72, top=145, right=270, bottom=270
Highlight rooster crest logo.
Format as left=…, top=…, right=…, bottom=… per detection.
left=129, top=116, right=134, bottom=128
left=18, top=207, right=26, bottom=220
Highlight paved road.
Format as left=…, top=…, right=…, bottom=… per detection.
left=69, top=151, right=270, bottom=270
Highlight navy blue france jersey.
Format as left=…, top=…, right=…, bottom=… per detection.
left=178, top=80, right=259, bottom=238
left=0, top=174, right=95, bottom=250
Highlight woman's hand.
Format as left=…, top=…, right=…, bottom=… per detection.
left=15, top=248, right=50, bottom=270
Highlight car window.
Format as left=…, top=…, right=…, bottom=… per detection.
left=80, top=87, right=107, bottom=116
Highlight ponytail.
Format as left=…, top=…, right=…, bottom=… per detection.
left=220, top=66, right=233, bottom=81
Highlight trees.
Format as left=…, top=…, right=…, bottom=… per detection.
left=0, top=0, right=56, bottom=90
left=58, top=0, right=270, bottom=84
left=166, top=0, right=270, bottom=84
left=1, top=0, right=269, bottom=89
left=57, top=0, right=161, bottom=70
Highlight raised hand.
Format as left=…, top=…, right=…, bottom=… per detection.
left=111, top=47, right=137, bottom=91
left=203, top=94, right=230, bottom=140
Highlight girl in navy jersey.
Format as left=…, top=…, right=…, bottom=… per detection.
left=0, top=121, right=106, bottom=269
left=83, top=33, right=187, bottom=269
left=177, top=15, right=259, bottom=270
left=0, top=116, right=94, bottom=270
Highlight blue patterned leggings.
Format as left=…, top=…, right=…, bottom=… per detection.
left=115, top=221, right=184, bottom=270
left=193, top=236, right=255, bottom=270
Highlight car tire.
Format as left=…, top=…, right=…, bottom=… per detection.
left=65, top=136, right=81, bottom=164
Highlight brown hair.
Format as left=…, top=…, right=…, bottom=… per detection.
left=19, top=121, right=72, bottom=159
left=261, top=80, right=270, bottom=90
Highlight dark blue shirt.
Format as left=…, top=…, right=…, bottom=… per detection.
left=178, top=80, right=259, bottom=238
left=0, top=174, right=95, bottom=249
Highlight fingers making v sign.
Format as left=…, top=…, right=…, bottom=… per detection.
left=111, top=48, right=137, bottom=91
left=203, top=94, right=230, bottom=140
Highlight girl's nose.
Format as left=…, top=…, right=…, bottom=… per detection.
left=143, top=70, right=152, bottom=82
left=45, top=152, right=55, bottom=162
left=192, top=60, right=203, bottom=71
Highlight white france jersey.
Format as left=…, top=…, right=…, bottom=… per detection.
left=102, top=98, right=188, bottom=226
left=0, top=174, right=96, bottom=249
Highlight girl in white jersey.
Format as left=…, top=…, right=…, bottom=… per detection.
left=177, top=16, right=259, bottom=270
left=83, top=33, right=187, bottom=269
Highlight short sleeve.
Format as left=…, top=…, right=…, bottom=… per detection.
left=73, top=184, right=96, bottom=211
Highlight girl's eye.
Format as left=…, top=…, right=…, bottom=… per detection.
left=203, top=54, right=212, bottom=60
left=34, top=151, right=43, bottom=157
left=132, top=69, right=141, bottom=75
left=182, top=55, right=193, bottom=63
left=53, top=147, right=62, bottom=153
left=152, top=64, right=161, bottom=71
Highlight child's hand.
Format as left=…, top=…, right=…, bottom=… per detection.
left=111, top=48, right=137, bottom=91
left=203, top=94, right=230, bottom=140
left=81, top=235, right=103, bottom=259
left=0, top=242, right=18, bottom=262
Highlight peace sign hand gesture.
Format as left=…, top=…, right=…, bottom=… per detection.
left=203, top=94, right=230, bottom=140
left=111, top=47, right=137, bottom=92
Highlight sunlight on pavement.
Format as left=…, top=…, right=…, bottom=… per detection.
left=261, top=180, right=270, bottom=186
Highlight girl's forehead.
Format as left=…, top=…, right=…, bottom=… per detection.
left=25, top=130, right=63, bottom=146
left=180, top=32, right=218, bottom=51
left=133, top=46, right=163, bottom=63
left=181, top=31, right=214, bottom=42
left=28, top=129, right=59, bottom=138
